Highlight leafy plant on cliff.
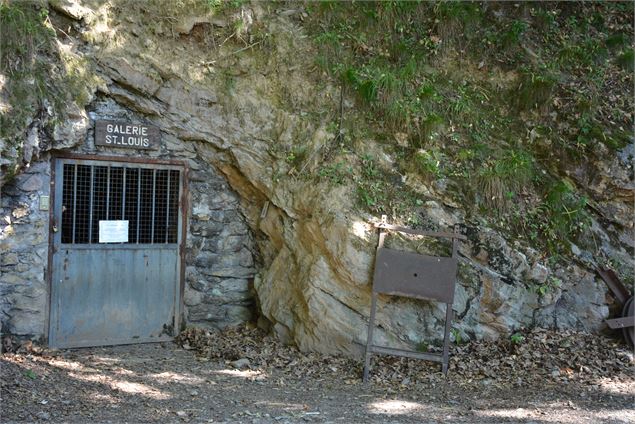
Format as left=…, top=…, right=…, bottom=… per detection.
left=304, top=1, right=633, bottom=257
left=535, top=276, right=563, bottom=297
left=529, top=181, right=591, bottom=253
left=318, top=162, right=351, bottom=185
left=514, top=66, right=558, bottom=112
left=510, top=332, right=525, bottom=345
left=0, top=1, right=98, bottom=180
left=0, top=1, right=56, bottom=152
left=476, top=149, right=534, bottom=212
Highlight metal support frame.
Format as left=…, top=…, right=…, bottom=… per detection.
left=363, top=217, right=466, bottom=383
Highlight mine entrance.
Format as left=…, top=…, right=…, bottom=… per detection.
left=48, top=156, right=185, bottom=348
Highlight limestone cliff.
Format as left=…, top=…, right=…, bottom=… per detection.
left=1, top=0, right=632, bottom=353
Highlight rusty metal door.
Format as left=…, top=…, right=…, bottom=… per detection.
left=48, top=157, right=185, bottom=348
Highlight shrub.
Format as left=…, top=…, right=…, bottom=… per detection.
left=514, top=67, right=558, bottom=112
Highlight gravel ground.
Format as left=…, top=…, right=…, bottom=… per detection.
left=1, top=327, right=633, bottom=423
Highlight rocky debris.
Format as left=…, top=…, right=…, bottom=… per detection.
left=35, top=411, right=50, bottom=421
left=174, top=15, right=227, bottom=35
left=230, top=358, right=251, bottom=369
left=2, top=336, right=15, bottom=353
left=177, top=325, right=634, bottom=389
left=1, top=336, right=58, bottom=356
left=49, top=0, right=94, bottom=23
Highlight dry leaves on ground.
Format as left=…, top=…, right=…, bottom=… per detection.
left=177, top=326, right=634, bottom=390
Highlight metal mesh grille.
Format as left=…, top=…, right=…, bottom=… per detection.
left=168, top=170, right=179, bottom=243
left=109, top=167, right=124, bottom=221
left=124, top=168, right=139, bottom=243
left=61, top=163, right=180, bottom=244
left=61, top=164, right=75, bottom=244
left=140, top=169, right=157, bottom=244
left=74, top=165, right=92, bottom=244
left=154, top=170, right=169, bottom=243
left=91, top=166, right=108, bottom=243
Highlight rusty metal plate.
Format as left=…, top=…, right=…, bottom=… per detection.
left=372, top=247, right=457, bottom=303
left=623, top=297, right=634, bottom=347
left=606, top=315, right=635, bottom=329
left=597, top=267, right=631, bottom=306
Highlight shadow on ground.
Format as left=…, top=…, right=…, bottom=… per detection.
left=1, top=342, right=634, bottom=423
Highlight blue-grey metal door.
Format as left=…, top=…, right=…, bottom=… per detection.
left=49, top=157, right=184, bottom=348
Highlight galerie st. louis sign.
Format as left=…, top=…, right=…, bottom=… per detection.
left=95, top=120, right=160, bottom=150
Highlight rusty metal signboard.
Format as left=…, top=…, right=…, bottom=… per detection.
left=373, top=248, right=457, bottom=303
left=363, top=217, right=466, bottom=382
left=95, top=120, right=160, bottom=150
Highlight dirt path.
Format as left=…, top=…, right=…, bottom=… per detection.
left=1, top=329, right=634, bottom=423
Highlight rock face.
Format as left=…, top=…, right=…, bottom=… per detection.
left=1, top=2, right=632, bottom=353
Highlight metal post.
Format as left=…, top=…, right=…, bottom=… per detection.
left=136, top=168, right=141, bottom=243
left=122, top=168, right=126, bottom=220
left=88, top=166, right=94, bottom=243
left=165, top=170, right=171, bottom=244
left=363, top=292, right=378, bottom=384
left=363, top=229, right=387, bottom=383
left=71, top=165, right=77, bottom=244
left=151, top=169, right=156, bottom=243
left=452, top=225, right=459, bottom=257
left=105, top=166, right=111, bottom=220
left=442, top=304, right=453, bottom=375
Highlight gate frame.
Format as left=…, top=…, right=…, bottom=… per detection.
left=46, top=152, right=189, bottom=346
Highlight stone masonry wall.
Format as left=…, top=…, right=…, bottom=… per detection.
left=1, top=161, right=51, bottom=338
left=0, top=96, right=257, bottom=341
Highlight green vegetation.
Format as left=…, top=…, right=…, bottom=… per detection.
left=451, top=328, right=463, bottom=345
left=145, top=0, right=246, bottom=17
left=510, top=332, right=525, bottom=345
left=535, top=276, right=563, bottom=297
left=285, top=146, right=308, bottom=171
left=415, top=341, right=429, bottom=352
left=356, top=155, right=388, bottom=210
left=0, top=1, right=56, bottom=153
left=476, top=149, right=534, bottom=212
left=413, top=149, right=443, bottom=180
left=304, top=1, right=633, bottom=256
left=617, top=48, right=634, bottom=71
left=0, top=1, right=99, bottom=178
left=318, top=162, right=351, bottom=185
left=514, top=66, right=558, bottom=112
left=353, top=153, right=423, bottom=223
left=528, top=181, right=591, bottom=253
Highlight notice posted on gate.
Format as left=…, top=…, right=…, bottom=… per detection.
left=99, top=220, right=129, bottom=243
left=95, top=120, right=160, bottom=150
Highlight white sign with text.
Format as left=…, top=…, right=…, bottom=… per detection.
left=99, top=220, right=129, bottom=243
